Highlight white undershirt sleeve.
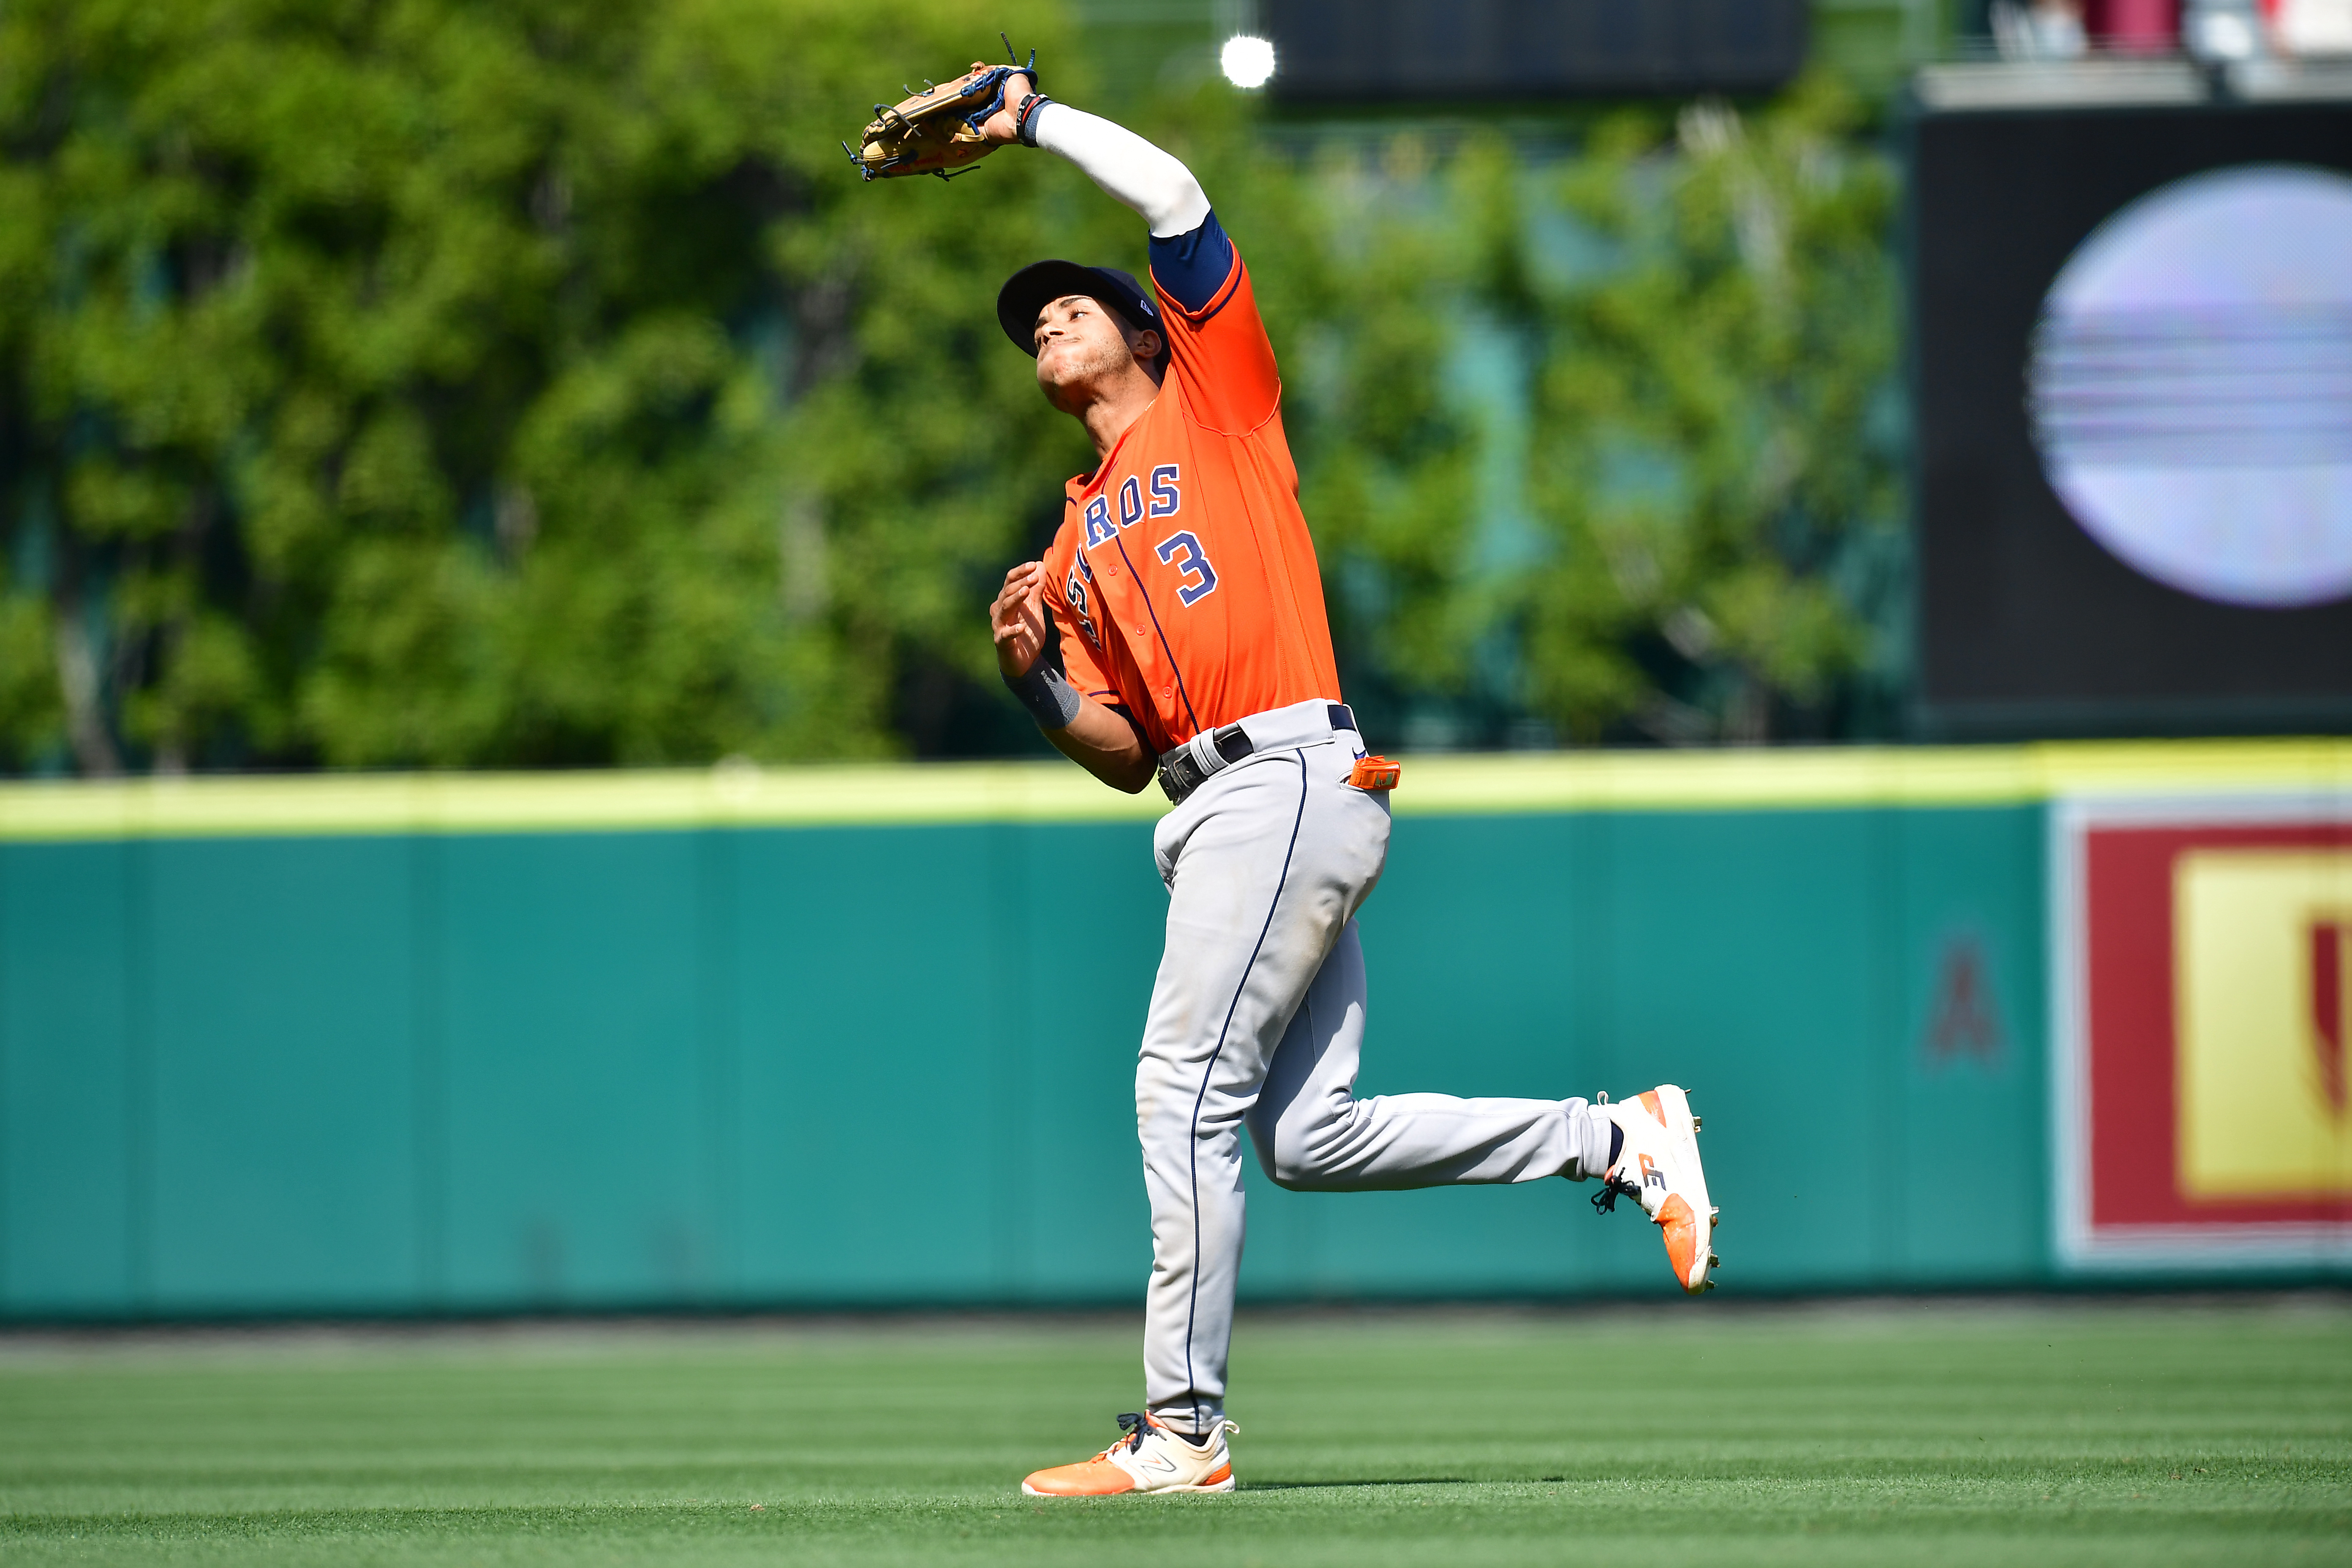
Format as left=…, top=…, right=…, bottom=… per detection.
left=1029, top=103, right=1211, bottom=239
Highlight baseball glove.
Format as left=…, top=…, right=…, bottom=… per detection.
left=844, top=36, right=1037, bottom=182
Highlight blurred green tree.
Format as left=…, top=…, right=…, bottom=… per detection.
left=0, top=0, right=1903, bottom=774
left=1513, top=80, right=1905, bottom=743
left=0, top=0, right=1137, bottom=771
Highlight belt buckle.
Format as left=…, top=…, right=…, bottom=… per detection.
left=1157, top=748, right=1202, bottom=803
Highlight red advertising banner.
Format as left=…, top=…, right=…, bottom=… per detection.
left=2054, top=798, right=2352, bottom=1267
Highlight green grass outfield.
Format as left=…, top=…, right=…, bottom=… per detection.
left=2, top=1300, right=2348, bottom=1567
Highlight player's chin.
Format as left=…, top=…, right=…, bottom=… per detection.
left=1037, top=371, right=1089, bottom=413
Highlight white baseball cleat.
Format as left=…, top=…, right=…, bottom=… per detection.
left=1595, top=1084, right=1718, bottom=1295
left=1021, top=1411, right=1240, bottom=1496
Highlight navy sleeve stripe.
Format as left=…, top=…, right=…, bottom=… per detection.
left=1147, top=209, right=1235, bottom=316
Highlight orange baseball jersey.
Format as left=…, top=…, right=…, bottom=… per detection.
left=1038, top=241, right=1340, bottom=756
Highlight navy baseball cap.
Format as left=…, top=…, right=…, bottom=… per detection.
left=996, top=260, right=1166, bottom=367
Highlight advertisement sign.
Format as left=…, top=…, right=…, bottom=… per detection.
left=2053, top=795, right=2352, bottom=1267
left=1911, top=103, right=2352, bottom=738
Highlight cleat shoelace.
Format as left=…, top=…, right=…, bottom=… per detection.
left=1590, top=1170, right=1641, bottom=1215
left=1588, top=1091, right=1636, bottom=1215
left=1102, top=1410, right=1232, bottom=1458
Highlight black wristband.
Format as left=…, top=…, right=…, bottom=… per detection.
left=1004, top=654, right=1083, bottom=730
left=1016, top=93, right=1056, bottom=148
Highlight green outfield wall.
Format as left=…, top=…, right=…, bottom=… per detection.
left=1, top=741, right=2345, bottom=1320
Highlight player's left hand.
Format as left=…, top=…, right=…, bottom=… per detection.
left=978, top=71, right=1037, bottom=146
left=990, top=561, right=1051, bottom=680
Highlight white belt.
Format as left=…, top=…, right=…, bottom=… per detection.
left=1157, top=700, right=1357, bottom=805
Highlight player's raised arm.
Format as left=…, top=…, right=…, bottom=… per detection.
left=984, top=84, right=1277, bottom=438
left=985, top=85, right=1246, bottom=307
left=982, top=82, right=1209, bottom=239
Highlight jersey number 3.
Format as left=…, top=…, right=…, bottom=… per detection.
left=1154, top=531, right=1219, bottom=607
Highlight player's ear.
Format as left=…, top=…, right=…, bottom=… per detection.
left=1132, top=327, right=1165, bottom=379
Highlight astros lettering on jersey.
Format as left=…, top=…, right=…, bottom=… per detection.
left=1040, top=249, right=1340, bottom=754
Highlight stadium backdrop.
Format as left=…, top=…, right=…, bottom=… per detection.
left=0, top=741, right=2346, bottom=1320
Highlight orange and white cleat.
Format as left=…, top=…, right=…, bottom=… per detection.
left=1594, top=1085, right=1718, bottom=1295
left=1021, top=1411, right=1239, bottom=1497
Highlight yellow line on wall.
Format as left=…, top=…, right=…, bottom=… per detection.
left=0, top=739, right=2345, bottom=841
left=1402, top=738, right=2352, bottom=814
left=0, top=761, right=1161, bottom=841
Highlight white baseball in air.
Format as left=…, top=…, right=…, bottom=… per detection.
left=1221, top=35, right=1276, bottom=89
left=2027, top=164, right=2352, bottom=608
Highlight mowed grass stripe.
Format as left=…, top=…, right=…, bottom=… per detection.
left=0, top=1304, right=2347, bottom=1566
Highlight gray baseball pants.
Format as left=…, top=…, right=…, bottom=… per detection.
left=1138, top=699, right=1610, bottom=1436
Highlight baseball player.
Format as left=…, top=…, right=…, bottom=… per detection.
left=974, top=75, right=1716, bottom=1497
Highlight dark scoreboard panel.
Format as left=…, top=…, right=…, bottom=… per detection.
left=1263, top=0, right=1809, bottom=101
left=1911, top=101, right=2352, bottom=738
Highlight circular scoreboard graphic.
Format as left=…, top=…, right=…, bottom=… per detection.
left=2026, top=165, right=2352, bottom=609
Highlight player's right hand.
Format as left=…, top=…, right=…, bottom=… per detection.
left=991, top=561, right=1050, bottom=679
